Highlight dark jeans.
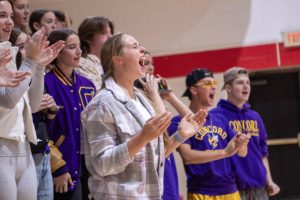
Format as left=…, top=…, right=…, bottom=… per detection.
left=81, top=155, right=91, bottom=200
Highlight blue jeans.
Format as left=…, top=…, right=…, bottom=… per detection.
left=32, top=152, right=53, bottom=200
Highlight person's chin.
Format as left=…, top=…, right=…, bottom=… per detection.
left=138, top=68, right=145, bottom=77
left=239, top=97, right=248, bottom=103
left=207, top=100, right=214, bottom=107
left=1, top=34, right=10, bottom=42
left=75, top=58, right=81, bottom=63
left=137, top=72, right=145, bottom=80
left=241, top=94, right=249, bottom=101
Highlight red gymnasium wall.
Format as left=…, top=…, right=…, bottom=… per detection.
left=154, top=43, right=300, bottom=78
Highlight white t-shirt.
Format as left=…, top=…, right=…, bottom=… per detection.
left=130, top=98, right=159, bottom=169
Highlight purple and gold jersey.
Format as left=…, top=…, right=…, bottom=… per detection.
left=45, top=67, right=95, bottom=190
left=168, top=113, right=237, bottom=196
left=211, top=99, right=268, bottom=190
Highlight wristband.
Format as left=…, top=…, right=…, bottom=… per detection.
left=174, top=131, right=185, bottom=143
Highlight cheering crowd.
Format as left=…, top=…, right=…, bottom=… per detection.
left=0, top=0, right=280, bottom=200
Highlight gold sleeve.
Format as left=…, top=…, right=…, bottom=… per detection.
left=48, top=139, right=66, bottom=173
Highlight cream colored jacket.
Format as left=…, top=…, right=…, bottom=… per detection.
left=0, top=52, right=44, bottom=144
left=0, top=91, right=37, bottom=144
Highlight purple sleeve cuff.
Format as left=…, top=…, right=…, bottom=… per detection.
left=52, top=165, right=69, bottom=177
left=167, top=115, right=181, bottom=136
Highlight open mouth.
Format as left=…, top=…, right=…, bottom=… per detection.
left=139, top=58, right=145, bottom=67
left=209, top=93, right=214, bottom=100
left=3, top=28, right=11, bottom=33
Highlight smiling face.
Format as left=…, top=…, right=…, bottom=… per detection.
left=12, top=0, right=29, bottom=29
left=58, top=34, right=82, bottom=68
left=190, top=77, right=217, bottom=108
left=226, top=74, right=251, bottom=104
left=0, top=1, right=14, bottom=41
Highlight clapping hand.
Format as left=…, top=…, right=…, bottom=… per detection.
left=224, top=133, right=250, bottom=157
left=25, top=27, right=48, bottom=62
left=0, top=68, right=31, bottom=87
left=236, top=133, right=250, bottom=148
left=38, top=40, right=65, bottom=67
left=142, top=112, right=173, bottom=142
left=0, top=48, right=12, bottom=68
left=178, top=109, right=207, bottom=140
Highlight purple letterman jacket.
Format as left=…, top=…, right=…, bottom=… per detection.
left=45, top=67, right=95, bottom=190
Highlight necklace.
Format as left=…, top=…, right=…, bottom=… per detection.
left=207, top=115, right=219, bottom=149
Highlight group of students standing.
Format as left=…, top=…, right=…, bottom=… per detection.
left=0, top=0, right=281, bottom=200
left=163, top=67, right=280, bottom=200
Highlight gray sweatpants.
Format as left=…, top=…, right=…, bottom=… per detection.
left=239, top=187, right=268, bottom=200
left=0, top=138, right=37, bottom=200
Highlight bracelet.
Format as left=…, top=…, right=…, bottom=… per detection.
left=174, top=131, right=185, bottom=143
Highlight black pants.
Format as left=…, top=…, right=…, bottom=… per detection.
left=81, top=155, right=91, bottom=200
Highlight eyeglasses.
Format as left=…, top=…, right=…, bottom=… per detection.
left=194, top=80, right=218, bottom=89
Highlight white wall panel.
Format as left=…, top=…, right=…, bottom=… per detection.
left=30, top=0, right=300, bottom=56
